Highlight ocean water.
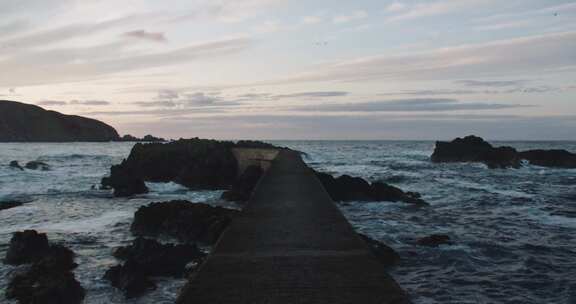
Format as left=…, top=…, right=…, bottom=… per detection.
left=1, top=141, right=576, bottom=303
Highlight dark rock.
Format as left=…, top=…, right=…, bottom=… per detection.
left=131, top=200, right=238, bottom=245
left=221, top=165, right=263, bottom=202
left=316, top=171, right=428, bottom=205
left=0, top=100, right=120, bottom=142
left=113, top=237, right=205, bottom=277
left=358, top=234, right=400, bottom=267
left=104, top=263, right=156, bottom=299
left=9, top=161, right=24, bottom=170
left=5, top=230, right=50, bottom=265
left=101, top=138, right=281, bottom=197
left=416, top=234, right=452, bottom=247
left=519, top=149, right=576, bottom=168
left=24, top=161, right=50, bottom=171
left=101, top=165, right=149, bottom=197
left=119, top=134, right=166, bottom=142
left=4, top=231, right=83, bottom=304
left=0, top=200, right=25, bottom=211
left=431, top=135, right=520, bottom=168
left=6, top=259, right=85, bottom=304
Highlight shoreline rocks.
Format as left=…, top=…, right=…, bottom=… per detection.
left=118, top=134, right=166, bottom=142
left=0, top=200, right=25, bottom=211
left=105, top=237, right=205, bottom=298
left=431, top=135, right=576, bottom=169
left=131, top=200, right=238, bottom=245
left=4, top=230, right=84, bottom=304
left=416, top=234, right=452, bottom=247
left=315, top=171, right=428, bottom=206
left=24, top=161, right=50, bottom=171
left=9, top=161, right=24, bottom=170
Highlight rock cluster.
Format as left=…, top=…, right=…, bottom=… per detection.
left=119, top=134, right=166, bottom=142
left=315, top=171, right=428, bottom=205
left=431, top=135, right=576, bottom=169
left=4, top=230, right=84, bottom=304
left=131, top=200, right=238, bottom=245
left=0, top=200, right=25, bottom=211
left=416, top=234, right=452, bottom=247
left=8, top=160, right=50, bottom=171
left=104, top=237, right=205, bottom=298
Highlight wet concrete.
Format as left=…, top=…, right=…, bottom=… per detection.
left=177, top=150, right=410, bottom=304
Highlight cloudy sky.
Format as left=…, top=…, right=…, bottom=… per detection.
left=1, top=0, right=575, bottom=140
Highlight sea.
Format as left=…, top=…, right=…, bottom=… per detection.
left=0, top=141, right=575, bottom=304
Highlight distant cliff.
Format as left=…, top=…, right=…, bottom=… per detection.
left=0, top=100, right=120, bottom=142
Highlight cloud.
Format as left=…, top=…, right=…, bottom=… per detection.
left=69, top=100, right=111, bottom=106
left=333, top=10, right=368, bottom=24
left=385, top=2, right=407, bottom=12
left=36, top=100, right=67, bottom=106
left=272, top=91, right=349, bottom=99
left=0, top=37, right=253, bottom=87
left=268, top=31, right=576, bottom=84
left=134, top=90, right=239, bottom=108
left=123, top=30, right=167, bottom=42
left=294, top=98, right=532, bottom=112
left=456, top=80, right=529, bottom=87
left=301, top=16, right=323, bottom=25
left=387, top=0, right=490, bottom=22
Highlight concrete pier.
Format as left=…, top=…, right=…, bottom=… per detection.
left=177, top=150, right=410, bottom=304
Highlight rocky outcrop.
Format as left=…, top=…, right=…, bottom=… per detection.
left=432, top=135, right=576, bottom=169
left=358, top=234, right=400, bottom=267
left=0, top=200, right=25, bottom=211
left=113, top=237, right=205, bottom=277
left=4, top=230, right=84, bottom=304
left=9, top=161, right=24, bottom=170
left=315, top=171, right=428, bottom=205
left=416, top=234, right=452, bottom=247
left=221, top=165, right=263, bottom=202
left=0, top=100, right=119, bottom=142
left=101, top=138, right=279, bottom=197
left=119, top=134, right=166, bottom=142
left=431, top=135, right=520, bottom=168
left=131, top=200, right=238, bottom=245
left=25, top=161, right=50, bottom=171
left=519, top=149, right=576, bottom=168
left=105, top=237, right=204, bottom=298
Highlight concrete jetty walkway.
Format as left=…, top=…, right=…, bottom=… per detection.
left=177, top=150, right=410, bottom=304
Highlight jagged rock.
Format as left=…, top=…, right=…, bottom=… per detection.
left=0, top=200, right=25, bottom=211
left=358, top=234, right=400, bottom=267
left=416, top=234, right=452, bottom=247
left=101, top=138, right=281, bottom=197
left=4, top=230, right=83, bottom=304
left=0, top=100, right=120, bottom=142
left=131, top=200, right=238, bottom=245
left=104, top=262, right=156, bottom=299
left=119, top=134, right=166, bottom=142
left=6, top=259, right=85, bottom=304
left=315, top=171, right=428, bottom=205
left=431, top=135, right=520, bottom=168
left=221, top=165, right=263, bottom=202
left=9, top=161, right=24, bottom=170
left=113, top=237, right=205, bottom=277
left=519, top=149, right=576, bottom=168
left=25, top=161, right=50, bottom=171
left=101, top=165, right=148, bottom=197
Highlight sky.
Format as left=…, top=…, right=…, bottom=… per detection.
left=0, top=0, right=575, bottom=140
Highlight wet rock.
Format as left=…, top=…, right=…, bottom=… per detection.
left=4, top=231, right=83, bottom=304
left=104, top=262, right=156, bottom=299
left=0, top=200, right=25, bottom=211
left=24, top=161, right=50, bottom=171
left=431, top=135, right=520, bottom=168
left=9, top=160, right=24, bottom=170
left=358, top=234, right=400, bottom=267
left=101, top=165, right=148, bottom=197
left=6, top=259, right=85, bottom=304
left=316, top=171, right=428, bottom=206
left=113, top=237, right=205, bottom=277
left=416, top=234, right=452, bottom=247
left=119, top=134, right=166, bottom=142
left=221, top=165, right=263, bottom=202
left=131, top=200, right=238, bottom=245
left=519, top=149, right=576, bottom=168
left=5, top=230, right=50, bottom=265
left=101, top=138, right=280, bottom=197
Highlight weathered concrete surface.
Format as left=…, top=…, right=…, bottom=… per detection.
left=232, top=147, right=280, bottom=175
left=177, top=150, right=410, bottom=304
